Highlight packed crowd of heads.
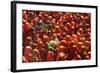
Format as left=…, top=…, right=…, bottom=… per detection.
left=22, top=10, right=91, bottom=63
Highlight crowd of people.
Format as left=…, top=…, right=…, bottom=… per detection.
left=22, top=10, right=91, bottom=63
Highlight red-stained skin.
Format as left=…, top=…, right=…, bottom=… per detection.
left=24, top=46, right=32, bottom=62
left=47, top=51, right=54, bottom=61
left=22, top=10, right=91, bottom=62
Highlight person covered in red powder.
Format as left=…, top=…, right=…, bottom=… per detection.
left=23, top=46, right=32, bottom=62
left=47, top=40, right=56, bottom=61
left=22, top=10, right=91, bottom=62
left=56, top=45, right=68, bottom=61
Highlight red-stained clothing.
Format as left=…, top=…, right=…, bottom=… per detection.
left=47, top=51, right=54, bottom=61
